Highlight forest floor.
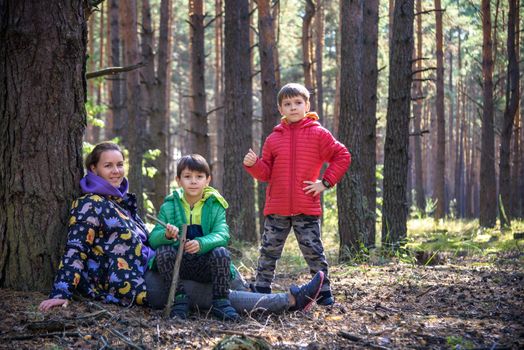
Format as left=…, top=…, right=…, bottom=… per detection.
left=0, top=249, right=522, bottom=349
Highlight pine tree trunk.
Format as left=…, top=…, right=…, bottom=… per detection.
left=382, top=0, right=414, bottom=246
left=315, top=0, right=324, bottom=119
left=224, top=0, right=256, bottom=242
left=498, top=0, right=519, bottom=227
left=272, top=0, right=281, bottom=88
left=257, top=0, right=280, bottom=236
left=149, top=0, right=172, bottom=211
left=189, top=0, right=209, bottom=160
left=302, top=0, right=315, bottom=109
left=121, top=0, right=145, bottom=214
left=211, top=0, right=225, bottom=191
left=412, top=0, right=426, bottom=213
left=109, top=0, right=124, bottom=140
left=0, top=0, right=87, bottom=291
left=338, top=0, right=369, bottom=257
left=362, top=0, right=379, bottom=241
left=433, top=0, right=446, bottom=220
left=479, top=0, right=497, bottom=227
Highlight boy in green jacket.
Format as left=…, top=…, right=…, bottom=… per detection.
left=149, top=154, right=239, bottom=321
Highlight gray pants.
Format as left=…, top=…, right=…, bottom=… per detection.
left=145, top=270, right=289, bottom=314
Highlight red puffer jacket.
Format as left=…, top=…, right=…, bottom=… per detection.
left=245, top=113, right=351, bottom=216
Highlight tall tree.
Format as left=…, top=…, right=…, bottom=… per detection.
left=223, top=0, right=256, bottom=242
left=121, top=0, right=145, bottom=213
left=382, top=0, right=415, bottom=245
left=211, top=0, right=225, bottom=191
left=149, top=0, right=172, bottom=211
left=314, top=0, right=324, bottom=119
left=0, top=0, right=87, bottom=290
left=257, top=0, right=280, bottom=235
left=362, top=0, right=379, bottom=242
left=433, top=0, right=446, bottom=220
left=412, top=0, right=426, bottom=213
left=338, top=0, right=370, bottom=257
left=302, top=0, right=315, bottom=110
left=109, top=0, right=124, bottom=140
left=479, top=0, right=497, bottom=227
left=189, top=0, right=209, bottom=160
left=498, top=0, right=519, bottom=227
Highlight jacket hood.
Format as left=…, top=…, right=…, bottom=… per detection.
left=80, top=171, right=129, bottom=198
left=171, top=186, right=229, bottom=209
left=275, top=112, right=320, bottom=132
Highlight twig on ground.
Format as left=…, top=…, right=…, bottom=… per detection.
left=208, top=327, right=266, bottom=339
left=2, top=331, right=81, bottom=341
left=109, top=328, right=144, bottom=350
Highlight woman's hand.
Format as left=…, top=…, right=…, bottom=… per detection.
left=165, top=224, right=179, bottom=240
left=184, top=240, right=200, bottom=254
left=39, top=298, right=69, bottom=311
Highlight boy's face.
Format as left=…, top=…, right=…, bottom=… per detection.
left=278, top=95, right=310, bottom=123
left=176, top=168, right=211, bottom=200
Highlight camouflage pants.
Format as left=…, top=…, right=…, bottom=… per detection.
left=255, top=214, right=331, bottom=292
left=155, top=245, right=231, bottom=299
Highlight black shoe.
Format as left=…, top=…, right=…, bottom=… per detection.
left=170, top=294, right=189, bottom=319
left=289, top=271, right=324, bottom=312
left=317, top=290, right=335, bottom=306
left=249, top=283, right=272, bottom=294
left=211, top=299, right=241, bottom=322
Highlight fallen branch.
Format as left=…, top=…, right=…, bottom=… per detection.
left=416, top=286, right=437, bottom=299
left=208, top=327, right=266, bottom=339
left=109, top=329, right=144, bottom=350
left=3, top=331, right=80, bottom=341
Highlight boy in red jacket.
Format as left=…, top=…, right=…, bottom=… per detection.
left=243, top=83, right=350, bottom=305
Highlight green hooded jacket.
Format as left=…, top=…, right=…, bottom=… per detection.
left=149, top=187, right=235, bottom=278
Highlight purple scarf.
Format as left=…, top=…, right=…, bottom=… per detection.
left=80, top=171, right=129, bottom=198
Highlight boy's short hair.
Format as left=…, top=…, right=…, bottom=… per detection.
left=176, top=154, right=211, bottom=178
left=277, top=83, right=310, bottom=106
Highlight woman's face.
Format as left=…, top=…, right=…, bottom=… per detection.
left=90, top=150, right=125, bottom=188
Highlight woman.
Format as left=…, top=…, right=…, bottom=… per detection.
left=39, top=142, right=324, bottom=314
left=39, top=142, right=153, bottom=310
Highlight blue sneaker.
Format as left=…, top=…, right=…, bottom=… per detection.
left=170, top=294, right=189, bottom=319
left=317, top=290, right=335, bottom=306
left=289, top=271, right=324, bottom=312
left=211, top=299, right=241, bottom=322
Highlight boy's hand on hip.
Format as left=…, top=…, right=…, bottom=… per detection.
left=243, top=148, right=257, bottom=167
left=165, top=224, right=179, bottom=240
left=303, top=180, right=327, bottom=197
left=184, top=240, right=200, bottom=254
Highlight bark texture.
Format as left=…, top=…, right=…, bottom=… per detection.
left=479, top=0, right=497, bottom=228
left=0, top=0, right=87, bottom=290
left=189, top=0, right=209, bottom=160
left=257, top=0, right=280, bottom=236
left=223, top=0, right=256, bottom=242
left=382, top=0, right=414, bottom=245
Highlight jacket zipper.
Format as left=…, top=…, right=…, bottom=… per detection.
left=290, top=126, right=296, bottom=215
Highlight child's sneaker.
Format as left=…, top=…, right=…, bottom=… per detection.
left=316, top=290, right=335, bottom=306
left=289, top=271, right=324, bottom=312
left=170, top=294, right=189, bottom=319
left=211, top=299, right=241, bottom=321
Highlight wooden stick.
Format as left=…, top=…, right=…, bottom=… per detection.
left=163, top=224, right=187, bottom=318
left=146, top=213, right=167, bottom=228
